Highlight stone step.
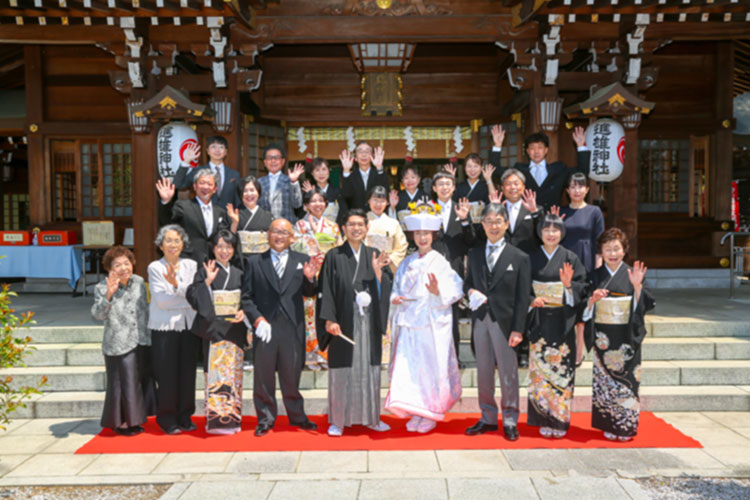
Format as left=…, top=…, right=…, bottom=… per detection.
left=645, top=268, right=732, bottom=289
left=23, top=336, right=750, bottom=368
left=7, top=360, right=750, bottom=393
left=12, top=385, right=750, bottom=419
left=648, top=321, right=749, bottom=338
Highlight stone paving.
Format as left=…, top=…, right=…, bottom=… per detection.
left=1, top=412, right=749, bottom=499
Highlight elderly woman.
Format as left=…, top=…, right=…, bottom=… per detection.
left=187, top=229, right=247, bottom=434
left=526, top=214, right=586, bottom=439
left=294, top=187, right=343, bottom=370
left=91, top=246, right=151, bottom=436
left=365, top=186, right=409, bottom=273
left=148, top=224, right=198, bottom=435
left=583, top=228, right=654, bottom=441
left=385, top=203, right=463, bottom=434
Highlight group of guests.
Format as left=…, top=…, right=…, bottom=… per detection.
left=92, top=130, right=653, bottom=443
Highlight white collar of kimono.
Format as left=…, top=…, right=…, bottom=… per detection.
left=216, top=261, right=231, bottom=272
left=541, top=245, right=559, bottom=260
left=605, top=261, right=625, bottom=276
left=467, top=178, right=480, bottom=189
left=347, top=242, right=362, bottom=263
left=406, top=189, right=419, bottom=199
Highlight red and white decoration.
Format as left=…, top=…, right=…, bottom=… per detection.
left=156, top=121, right=199, bottom=179
left=586, top=118, right=625, bottom=183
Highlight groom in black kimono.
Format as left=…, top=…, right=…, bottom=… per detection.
left=241, top=218, right=322, bottom=436
left=464, top=203, right=531, bottom=441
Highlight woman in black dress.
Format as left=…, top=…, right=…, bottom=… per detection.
left=526, top=214, right=586, bottom=438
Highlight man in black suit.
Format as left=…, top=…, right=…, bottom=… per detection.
left=500, top=168, right=542, bottom=254
left=156, top=169, right=228, bottom=264
left=172, top=135, right=241, bottom=209
left=340, top=141, right=390, bottom=211
left=431, top=170, right=476, bottom=364
left=241, top=218, right=322, bottom=436
left=464, top=203, right=531, bottom=441
left=488, top=125, right=589, bottom=211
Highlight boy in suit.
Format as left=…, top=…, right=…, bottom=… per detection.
left=173, top=136, right=240, bottom=209
left=464, top=203, right=531, bottom=441
left=488, top=126, right=589, bottom=211
left=258, top=144, right=305, bottom=223
left=241, top=218, right=323, bottom=436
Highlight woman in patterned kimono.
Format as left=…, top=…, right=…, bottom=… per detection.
left=294, top=187, right=344, bottom=370
left=526, top=214, right=586, bottom=438
left=186, top=230, right=247, bottom=434
left=583, top=227, right=654, bottom=441
left=386, top=207, right=463, bottom=434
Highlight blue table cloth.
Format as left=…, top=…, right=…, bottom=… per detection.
left=0, top=245, right=82, bottom=289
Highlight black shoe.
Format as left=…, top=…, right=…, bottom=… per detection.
left=458, top=361, right=467, bottom=370
left=114, top=427, right=138, bottom=436
left=518, top=356, right=529, bottom=368
left=291, top=419, right=318, bottom=431
left=255, top=423, right=273, bottom=437
left=130, top=425, right=145, bottom=435
left=161, top=425, right=181, bottom=435
left=503, top=425, right=520, bottom=441
left=465, top=421, right=498, bottom=436
left=179, top=421, right=197, bottom=432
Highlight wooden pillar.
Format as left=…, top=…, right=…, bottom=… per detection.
left=712, top=41, right=734, bottom=221
left=131, top=129, right=158, bottom=278
left=608, top=127, right=639, bottom=261
left=25, top=45, right=49, bottom=226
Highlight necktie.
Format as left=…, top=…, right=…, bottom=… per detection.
left=531, top=163, right=545, bottom=186
left=214, top=166, right=222, bottom=193
left=274, top=252, right=286, bottom=278
left=487, top=244, right=499, bottom=270
left=202, top=205, right=213, bottom=234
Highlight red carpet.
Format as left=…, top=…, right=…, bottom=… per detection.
left=75, top=412, right=700, bottom=454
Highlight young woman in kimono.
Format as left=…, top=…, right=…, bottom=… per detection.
left=316, top=209, right=393, bottom=437
left=294, top=187, right=344, bottom=370
left=385, top=206, right=463, bottom=433
left=526, top=214, right=586, bottom=438
left=186, top=230, right=248, bottom=434
left=366, top=186, right=409, bottom=273
left=583, top=227, right=654, bottom=441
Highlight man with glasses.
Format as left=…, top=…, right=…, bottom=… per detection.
left=241, top=219, right=323, bottom=436
left=258, top=144, right=305, bottom=222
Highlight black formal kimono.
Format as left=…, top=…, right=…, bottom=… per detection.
left=393, top=188, right=430, bottom=212
left=186, top=263, right=247, bottom=434
left=585, top=263, right=655, bottom=437
left=316, top=243, right=393, bottom=429
left=526, top=247, right=586, bottom=431
left=453, top=178, right=490, bottom=203
left=237, top=205, right=274, bottom=233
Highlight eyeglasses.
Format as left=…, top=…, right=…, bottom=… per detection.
left=482, top=219, right=506, bottom=226
left=268, top=229, right=291, bottom=236
left=265, top=155, right=284, bottom=161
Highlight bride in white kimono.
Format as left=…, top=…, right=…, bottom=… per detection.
left=385, top=206, right=463, bottom=433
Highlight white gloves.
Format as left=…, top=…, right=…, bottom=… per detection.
left=255, top=319, right=272, bottom=343
left=468, top=290, right=488, bottom=311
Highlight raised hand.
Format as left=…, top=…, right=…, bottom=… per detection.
left=303, top=254, right=324, bottom=281
left=289, top=163, right=305, bottom=183
left=425, top=273, right=440, bottom=296
left=183, top=141, right=201, bottom=164
left=572, top=126, right=586, bottom=148
left=482, top=163, right=496, bottom=184
left=489, top=190, right=503, bottom=204
left=559, top=261, right=574, bottom=288
left=530, top=296, right=547, bottom=308
left=443, top=163, right=457, bottom=177
left=156, top=177, right=175, bottom=203
left=628, top=260, right=648, bottom=288
left=521, top=189, right=538, bottom=213
left=588, top=288, right=609, bottom=308
left=548, top=205, right=565, bottom=220
left=226, top=203, right=240, bottom=226
left=491, top=124, right=506, bottom=148
left=339, top=149, right=354, bottom=173
left=302, top=180, right=314, bottom=193
left=371, top=146, right=385, bottom=170
left=389, top=189, right=399, bottom=210
left=203, top=260, right=219, bottom=287
left=455, top=197, right=471, bottom=221
left=104, top=271, right=120, bottom=301
left=372, top=250, right=390, bottom=282
left=163, top=262, right=178, bottom=288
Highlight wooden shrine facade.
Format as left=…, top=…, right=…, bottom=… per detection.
left=0, top=0, right=748, bottom=274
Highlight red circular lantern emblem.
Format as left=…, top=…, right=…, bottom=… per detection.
left=617, top=136, right=625, bottom=164
left=179, top=139, right=199, bottom=167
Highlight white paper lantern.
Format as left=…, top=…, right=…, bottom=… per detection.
left=585, top=118, right=625, bottom=183
left=156, top=121, right=199, bottom=179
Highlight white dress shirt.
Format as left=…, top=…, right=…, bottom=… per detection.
left=268, top=171, right=282, bottom=194
left=437, top=199, right=452, bottom=231
left=485, top=238, right=506, bottom=270
left=505, top=199, right=522, bottom=232
left=270, top=248, right=289, bottom=277
left=197, top=197, right=214, bottom=235
left=529, top=160, right=548, bottom=186
left=209, top=162, right=225, bottom=192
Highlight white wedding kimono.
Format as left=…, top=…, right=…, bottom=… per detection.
left=385, top=250, right=463, bottom=421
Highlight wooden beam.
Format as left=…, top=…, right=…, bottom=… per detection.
left=25, top=45, right=50, bottom=226
left=712, top=41, right=733, bottom=221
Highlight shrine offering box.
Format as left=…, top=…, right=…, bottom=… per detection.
left=82, top=221, right=115, bottom=246
left=38, top=230, right=77, bottom=246
left=0, top=231, right=31, bottom=246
